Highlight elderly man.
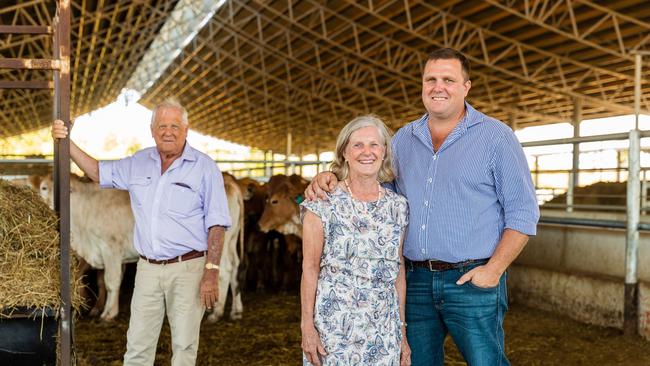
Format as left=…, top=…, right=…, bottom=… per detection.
left=51, top=99, right=231, bottom=366
left=306, top=48, right=539, bottom=365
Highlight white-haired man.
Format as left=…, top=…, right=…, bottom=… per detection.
left=52, top=99, right=231, bottom=365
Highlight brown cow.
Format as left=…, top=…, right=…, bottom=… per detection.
left=258, top=175, right=308, bottom=290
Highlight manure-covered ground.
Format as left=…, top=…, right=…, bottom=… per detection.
left=76, top=291, right=650, bottom=365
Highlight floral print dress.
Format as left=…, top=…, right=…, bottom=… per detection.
left=301, top=186, right=409, bottom=366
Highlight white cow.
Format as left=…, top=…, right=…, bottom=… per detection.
left=207, top=173, right=245, bottom=322
left=38, top=174, right=139, bottom=320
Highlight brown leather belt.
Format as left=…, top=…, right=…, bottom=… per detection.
left=140, top=250, right=206, bottom=265
left=406, top=258, right=489, bottom=271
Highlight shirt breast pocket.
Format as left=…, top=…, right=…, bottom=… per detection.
left=128, top=177, right=151, bottom=207
left=168, top=183, right=202, bottom=216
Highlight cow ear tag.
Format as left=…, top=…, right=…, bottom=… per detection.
left=295, top=194, right=304, bottom=204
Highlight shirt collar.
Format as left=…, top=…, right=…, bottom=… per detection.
left=148, top=141, right=197, bottom=162
left=410, top=102, right=482, bottom=151
left=411, top=101, right=482, bottom=136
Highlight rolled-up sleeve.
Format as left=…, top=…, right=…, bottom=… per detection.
left=99, top=157, right=132, bottom=190
left=492, top=130, right=540, bottom=236
left=202, top=162, right=232, bottom=231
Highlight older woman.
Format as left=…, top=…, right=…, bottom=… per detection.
left=300, top=115, right=411, bottom=366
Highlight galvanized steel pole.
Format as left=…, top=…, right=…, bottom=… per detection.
left=624, top=52, right=645, bottom=335
left=635, top=54, right=641, bottom=131
left=568, top=98, right=582, bottom=213
left=625, top=128, right=640, bottom=336
left=286, top=132, right=292, bottom=175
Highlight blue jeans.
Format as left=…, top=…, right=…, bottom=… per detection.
left=405, top=262, right=509, bottom=366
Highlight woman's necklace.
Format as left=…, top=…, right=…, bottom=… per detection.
left=344, top=179, right=381, bottom=214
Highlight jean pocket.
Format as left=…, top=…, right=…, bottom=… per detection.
left=467, top=281, right=498, bottom=292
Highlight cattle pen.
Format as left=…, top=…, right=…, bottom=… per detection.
left=2, top=1, right=650, bottom=365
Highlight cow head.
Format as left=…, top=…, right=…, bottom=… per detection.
left=36, top=174, right=54, bottom=207
left=34, top=174, right=91, bottom=208
left=258, top=180, right=302, bottom=237
left=237, top=177, right=262, bottom=201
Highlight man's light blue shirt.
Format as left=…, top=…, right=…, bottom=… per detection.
left=392, top=102, right=539, bottom=263
left=99, top=142, right=231, bottom=260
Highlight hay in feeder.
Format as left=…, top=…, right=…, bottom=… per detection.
left=0, top=179, right=82, bottom=314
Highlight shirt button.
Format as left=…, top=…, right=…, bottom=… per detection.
left=428, top=177, right=432, bottom=183
left=421, top=224, right=426, bottom=230
left=424, top=201, right=429, bottom=206
left=421, top=249, right=425, bottom=254
left=433, top=155, right=438, bottom=160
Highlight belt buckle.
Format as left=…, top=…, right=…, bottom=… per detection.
left=427, top=260, right=434, bottom=271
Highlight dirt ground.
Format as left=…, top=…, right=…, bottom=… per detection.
left=74, top=291, right=650, bottom=366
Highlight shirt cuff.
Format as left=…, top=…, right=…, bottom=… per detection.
left=98, top=160, right=114, bottom=189
left=205, top=213, right=232, bottom=232
left=505, top=220, right=537, bottom=236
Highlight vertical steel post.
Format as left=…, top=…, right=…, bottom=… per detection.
left=568, top=98, right=582, bottom=213
left=635, top=54, right=641, bottom=131
left=263, top=150, right=268, bottom=178
left=268, top=150, right=274, bottom=177
left=286, top=131, right=292, bottom=175
left=625, top=128, right=641, bottom=336
left=642, top=170, right=647, bottom=216
left=617, top=150, right=623, bottom=182
left=53, top=0, right=72, bottom=363
left=624, top=53, right=643, bottom=335
left=315, top=144, right=321, bottom=174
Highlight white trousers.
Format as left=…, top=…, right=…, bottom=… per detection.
left=123, top=256, right=205, bottom=366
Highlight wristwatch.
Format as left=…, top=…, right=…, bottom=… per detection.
left=205, top=262, right=220, bottom=270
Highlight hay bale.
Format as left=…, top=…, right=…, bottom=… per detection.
left=0, top=179, right=82, bottom=314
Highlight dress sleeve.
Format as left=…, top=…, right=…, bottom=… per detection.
left=395, top=195, right=409, bottom=230
left=300, top=198, right=327, bottom=223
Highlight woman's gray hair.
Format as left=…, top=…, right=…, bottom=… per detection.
left=330, top=115, right=395, bottom=183
left=150, top=98, right=189, bottom=126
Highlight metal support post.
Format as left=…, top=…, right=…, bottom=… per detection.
left=0, top=2, right=72, bottom=363
left=298, top=147, right=303, bottom=176
left=268, top=150, right=274, bottom=177
left=568, top=98, right=582, bottom=213
left=635, top=54, right=641, bottom=131
left=617, top=150, right=623, bottom=182
left=53, top=1, right=72, bottom=363
left=642, top=170, right=647, bottom=216
left=625, top=128, right=641, bottom=336
left=624, top=52, right=646, bottom=335
left=286, top=132, right=292, bottom=175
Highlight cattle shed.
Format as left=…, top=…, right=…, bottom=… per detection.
left=2, top=0, right=650, bottom=364
left=1, top=1, right=649, bottom=151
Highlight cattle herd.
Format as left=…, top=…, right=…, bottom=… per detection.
left=12, top=172, right=309, bottom=323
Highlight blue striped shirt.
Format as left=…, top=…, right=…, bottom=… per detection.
left=392, top=103, right=539, bottom=262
